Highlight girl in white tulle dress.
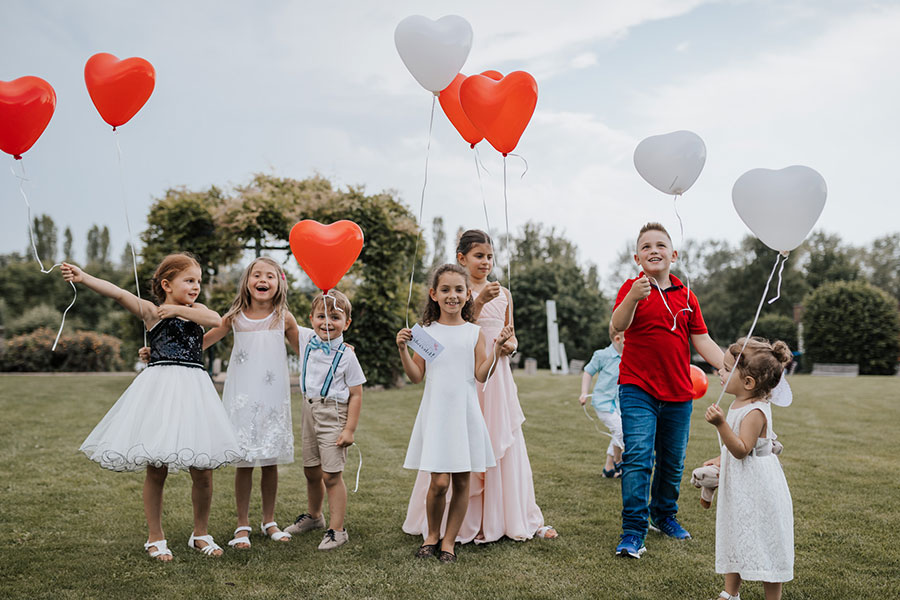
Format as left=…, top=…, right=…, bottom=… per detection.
left=202, top=257, right=301, bottom=549
left=396, top=264, right=512, bottom=563
left=704, top=338, right=794, bottom=600
left=62, top=254, right=243, bottom=561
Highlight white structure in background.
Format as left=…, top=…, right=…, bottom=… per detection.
left=546, top=300, right=569, bottom=374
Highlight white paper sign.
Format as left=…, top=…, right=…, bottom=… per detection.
left=409, top=324, right=444, bottom=363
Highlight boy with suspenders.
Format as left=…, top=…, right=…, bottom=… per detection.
left=285, top=290, right=366, bottom=550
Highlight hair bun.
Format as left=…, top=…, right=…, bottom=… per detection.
left=771, top=340, right=792, bottom=366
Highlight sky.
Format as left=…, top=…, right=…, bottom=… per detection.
left=2, top=0, right=899, bottom=289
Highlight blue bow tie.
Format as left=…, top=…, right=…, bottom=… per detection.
left=309, top=336, right=335, bottom=355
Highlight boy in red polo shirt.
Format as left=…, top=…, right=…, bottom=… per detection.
left=611, top=223, right=724, bottom=559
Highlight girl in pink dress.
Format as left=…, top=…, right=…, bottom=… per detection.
left=402, top=230, right=557, bottom=543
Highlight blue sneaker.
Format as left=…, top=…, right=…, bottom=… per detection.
left=615, top=534, right=646, bottom=558
left=649, top=515, right=692, bottom=539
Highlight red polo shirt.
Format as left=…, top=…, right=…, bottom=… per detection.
left=614, top=273, right=707, bottom=402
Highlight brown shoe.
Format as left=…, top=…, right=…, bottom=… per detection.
left=415, top=542, right=439, bottom=559
left=437, top=550, right=457, bottom=563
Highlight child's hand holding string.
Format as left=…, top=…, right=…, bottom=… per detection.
left=476, top=281, right=502, bottom=306
left=627, top=274, right=652, bottom=302
left=61, top=262, right=84, bottom=283
left=138, top=346, right=151, bottom=363
left=495, top=325, right=514, bottom=351
left=705, top=403, right=725, bottom=426
left=336, top=428, right=355, bottom=447
left=396, top=328, right=412, bottom=350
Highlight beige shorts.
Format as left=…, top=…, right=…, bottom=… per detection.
left=301, top=398, right=349, bottom=473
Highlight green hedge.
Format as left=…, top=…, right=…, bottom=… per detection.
left=0, top=328, right=124, bottom=372
left=802, top=281, right=900, bottom=375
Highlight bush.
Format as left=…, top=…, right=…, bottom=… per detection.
left=802, top=281, right=900, bottom=375
left=5, top=304, right=63, bottom=336
left=0, top=328, right=125, bottom=372
left=740, top=313, right=798, bottom=351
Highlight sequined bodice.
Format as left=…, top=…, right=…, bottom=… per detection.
left=148, top=318, right=204, bottom=369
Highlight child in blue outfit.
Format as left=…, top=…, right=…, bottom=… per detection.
left=580, top=324, right=624, bottom=478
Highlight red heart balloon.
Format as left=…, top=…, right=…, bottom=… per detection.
left=289, top=220, right=364, bottom=293
left=0, top=76, right=56, bottom=159
left=459, top=71, right=538, bottom=156
left=84, top=53, right=155, bottom=128
left=439, top=70, right=502, bottom=148
left=690, top=364, right=709, bottom=399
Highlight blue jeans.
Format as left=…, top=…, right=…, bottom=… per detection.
left=619, top=384, right=693, bottom=538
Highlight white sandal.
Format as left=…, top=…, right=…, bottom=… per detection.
left=261, top=521, right=291, bottom=542
left=188, top=532, right=223, bottom=556
left=227, top=526, right=253, bottom=548
left=714, top=592, right=740, bottom=600
left=144, top=539, right=173, bottom=560
left=535, top=525, right=558, bottom=539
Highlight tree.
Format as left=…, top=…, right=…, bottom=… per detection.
left=86, top=225, right=111, bottom=266
left=802, top=281, right=900, bottom=375
left=799, top=231, right=860, bottom=290
left=63, top=227, right=73, bottom=261
left=29, top=214, right=57, bottom=264
left=508, top=222, right=609, bottom=367
left=430, top=216, right=447, bottom=270
left=861, top=232, right=900, bottom=303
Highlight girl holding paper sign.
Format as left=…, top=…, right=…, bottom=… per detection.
left=396, top=264, right=513, bottom=563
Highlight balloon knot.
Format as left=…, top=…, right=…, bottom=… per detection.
left=112, top=126, right=117, bottom=132
left=14, top=154, right=22, bottom=160
left=470, top=143, right=475, bottom=149
left=502, top=152, right=508, bottom=157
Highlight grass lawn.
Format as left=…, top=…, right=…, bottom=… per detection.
left=1, top=372, right=897, bottom=599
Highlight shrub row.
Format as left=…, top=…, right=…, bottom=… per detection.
left=0, top=328, right=124, bottom=372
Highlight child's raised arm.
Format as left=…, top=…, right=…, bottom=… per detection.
left=475, top=325, right=513, bottom=383
left=396, top=328, right=425, bottom=383
left=611, top=275, right=651, bottom=333
left=705, top=404, right=766, bottom=460
left=62, top=262, right=158, bottom=328
left=157, top=303, right=221, bottom=329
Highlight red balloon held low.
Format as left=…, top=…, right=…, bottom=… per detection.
left=438, top=70, right=502, bottom=148
left=0, top=76, right=56, bottom=159
left=690, top=364, right=709, bottom=399
left=84, top=52, right=156, bottom=129
left=458, top=70, right=538, bottom=156
left=289, top=220, right=364, bottom=293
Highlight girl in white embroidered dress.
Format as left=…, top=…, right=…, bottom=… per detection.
left=204, top=257, right=301, bottom=548
left=704, top=338, right=794, bottom=600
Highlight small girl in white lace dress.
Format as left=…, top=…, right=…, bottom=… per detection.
left=203, top=257, right=302, bottom=549
left=63, top=254, right=243, bottom=561
left=704, top=337, right=794, bottom=600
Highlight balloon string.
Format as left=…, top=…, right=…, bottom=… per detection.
left=672, top=194, right=693, bottom=320
left=481, top=346, right=500, bottom=392
left=404, top=95, right=436, bottom=329
left=11, top=161, right=75, bottom=351
left=113, top=131, right=148, bottom=347
left=473, top=146, right=491, bottom=233
left=506, top=153, right=529, bottom=179
left=582, top=401, right=614, bottom=438
left=767, top=252, right=789, bottom=304
left=648, top=275, right=679, bottom=332
left=350, top=442, right=362, bottom=493
left=502, top=156, right=511, bottom=292
left=714, top=252, right=783, bottom=406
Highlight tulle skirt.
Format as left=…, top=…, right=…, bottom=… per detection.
left=80, top=365, right=245, bottom=472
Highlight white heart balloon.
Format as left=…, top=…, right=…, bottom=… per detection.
left=394, top=15, right=473, bottom=94
left=732, top=166, right=827, bottom=252
left=633, top=130, right=707, bottom=195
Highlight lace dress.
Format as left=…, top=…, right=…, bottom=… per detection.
left=222, top=311, right=294, bottom=467
left=716, top=401, right=794, bottom=582
left=80, top=318, right=244, bottom=472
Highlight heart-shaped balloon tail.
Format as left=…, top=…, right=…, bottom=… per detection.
left=84, top=52, right=156, bottom=129
left=394, top=15, right=473, bottom=94
left=0, top=76, right=57, bottom=159
left=459, top=71, right=538, bottom=156
left=289, top=220, right=365, bottom=293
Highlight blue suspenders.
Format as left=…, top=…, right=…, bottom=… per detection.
left=301, top=342, right=347, bottom=399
